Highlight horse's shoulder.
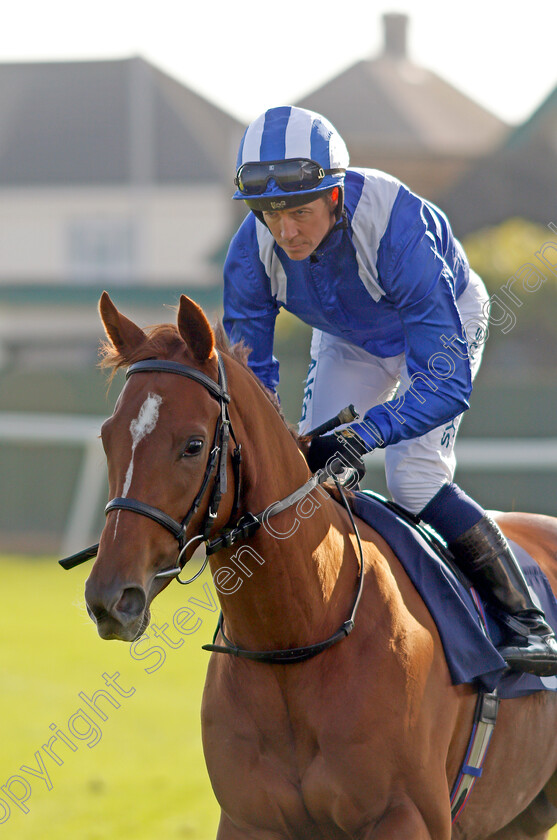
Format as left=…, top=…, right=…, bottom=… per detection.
left=353, top=515, right=445, bottom=648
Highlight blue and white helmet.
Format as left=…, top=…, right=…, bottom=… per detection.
left=233, top=106, right=349, bottom=213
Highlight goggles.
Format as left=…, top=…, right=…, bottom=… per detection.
left=234, top=159, right=344, bottom=196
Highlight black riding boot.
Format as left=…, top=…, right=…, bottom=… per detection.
left=449, top=514, right=557, bottom=677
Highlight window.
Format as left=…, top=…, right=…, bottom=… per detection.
left=67, top=217, right=135, bottom=284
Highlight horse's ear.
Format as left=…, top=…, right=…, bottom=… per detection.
left=177, top=295, right=215, bottom=361
left=98, top=291, right=147, bottom=354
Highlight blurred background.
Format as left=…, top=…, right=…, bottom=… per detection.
left=2, top=4, right=557, bottom=554
left=1, top=3, right=557, bottom=837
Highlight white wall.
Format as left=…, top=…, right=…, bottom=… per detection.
left=0, top=183, right=232, bottom=285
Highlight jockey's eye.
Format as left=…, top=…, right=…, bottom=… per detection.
left=181, top=437, right=205, bottom=457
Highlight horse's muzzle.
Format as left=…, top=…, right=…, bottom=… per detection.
left=85, top=580, right=148, bottom=641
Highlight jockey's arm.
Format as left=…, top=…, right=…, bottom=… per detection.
left=352, top=214, right=473, bottom=451
left=223, top=218, right=280, bottom=394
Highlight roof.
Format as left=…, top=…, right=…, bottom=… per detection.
left=296, top=14, right=508, bottom=161
left=440, top=83, right=557, bottom=236
left=0, top=57, right=244, bottom=186
left=297, top=59, right=507, bottom=158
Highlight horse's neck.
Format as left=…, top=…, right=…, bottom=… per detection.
left=216, top=496, right=352, bottom=652
left=214, top=377, right=355, bottom=651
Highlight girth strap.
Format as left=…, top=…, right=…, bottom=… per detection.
left=450, top=689, right=499, bottom=823
left=450, top=585, right=500, bottom=823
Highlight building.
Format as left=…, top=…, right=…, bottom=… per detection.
left=296, top=13, right=509, bottom=200
left=0, top=56, right=244, bottom=290
left=440, top=84, right=557, bottom=237
left=0, top=56, right=246, bottom=365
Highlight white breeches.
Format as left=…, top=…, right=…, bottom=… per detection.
left=298, top=270, right=490, bottom=514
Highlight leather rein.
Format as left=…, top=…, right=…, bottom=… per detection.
left=59, top=351, right=365, bottom=664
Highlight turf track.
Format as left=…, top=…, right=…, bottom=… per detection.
left=1, top=556, right=555, bottom=839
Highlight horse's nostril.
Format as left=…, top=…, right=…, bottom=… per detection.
left=114, top=586, right=146, bottom=620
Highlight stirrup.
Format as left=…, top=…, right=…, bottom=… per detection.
left=498, top=633, right=557, bottom=678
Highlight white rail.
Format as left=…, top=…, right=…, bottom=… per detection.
left=364, top=439, right=557, bottom=471
left=1, top=411, right=557, bottom=554
left=0, top=411, right=106, bottom=555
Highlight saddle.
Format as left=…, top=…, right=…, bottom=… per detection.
left=350, top=490, right=557, bottom=699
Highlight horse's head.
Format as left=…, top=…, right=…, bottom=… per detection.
left=85, top=292, right=237, bottom=641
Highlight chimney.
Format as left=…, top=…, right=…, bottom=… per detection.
left=382, top=13, right=408, bottom=59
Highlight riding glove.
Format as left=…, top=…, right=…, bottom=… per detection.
left=307, top=427, right=370, bottom=480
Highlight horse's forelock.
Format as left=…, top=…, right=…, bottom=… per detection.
left=100, top=321, right=239, bottom=372
left=99, top=323, right=187, bottom=376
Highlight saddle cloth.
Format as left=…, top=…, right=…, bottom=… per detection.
left=351, top=490, right=557, bottom=699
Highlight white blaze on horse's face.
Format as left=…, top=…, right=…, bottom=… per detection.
left=114, top=392, right=163, bottom=538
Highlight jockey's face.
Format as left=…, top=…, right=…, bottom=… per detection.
left=262, top=195, right=338, bottom=261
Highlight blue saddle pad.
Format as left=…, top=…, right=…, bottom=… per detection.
left=351, top=491, right=557, bottom=699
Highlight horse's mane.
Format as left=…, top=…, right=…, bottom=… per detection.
left=212, top=324, right=298, bottom=444
left=99, top=319, right=302, bottom=448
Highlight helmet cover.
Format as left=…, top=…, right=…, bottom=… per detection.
left=233, top=106, right=348, bottom=210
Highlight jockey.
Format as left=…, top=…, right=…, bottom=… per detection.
left=223, top=105, right=557, bottom=677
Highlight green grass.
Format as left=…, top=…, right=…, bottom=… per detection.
left=0, top=556, right=219, bottom=840
left=1, top=556, right=556, bottom=840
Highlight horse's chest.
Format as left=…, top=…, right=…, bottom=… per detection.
left=202, top=633, right=431, bottom=835
left=203, top=691, right=390, bottom=837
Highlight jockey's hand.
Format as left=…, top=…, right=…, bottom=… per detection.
left=307, top=427, right=369, bottom=481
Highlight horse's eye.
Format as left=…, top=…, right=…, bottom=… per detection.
left=181, top=438, right=204, bottom=457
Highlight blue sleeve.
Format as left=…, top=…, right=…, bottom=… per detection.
left=362, top=192, right=472, bottom=448
left=223, top=217, right=280, bottom=392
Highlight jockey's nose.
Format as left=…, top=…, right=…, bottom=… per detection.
left=280, top=215, right=299, bottom=240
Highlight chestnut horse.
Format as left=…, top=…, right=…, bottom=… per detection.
left=82, top=292, right=556, bottom=840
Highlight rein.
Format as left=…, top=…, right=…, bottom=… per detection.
left=202, top=481, right=365, bottom=664
left=59, top=351, right=365, bottom=664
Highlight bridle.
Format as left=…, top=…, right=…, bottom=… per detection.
left=105, top=355, right=243, bottom=584
left=60, top=350, right=365, bottom=663
left=61, top=352, right=243, bottom=584
left=59, top=353, right=499, bottom=820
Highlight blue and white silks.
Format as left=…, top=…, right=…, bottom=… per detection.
left=224, top=167, right=474, bottom=449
